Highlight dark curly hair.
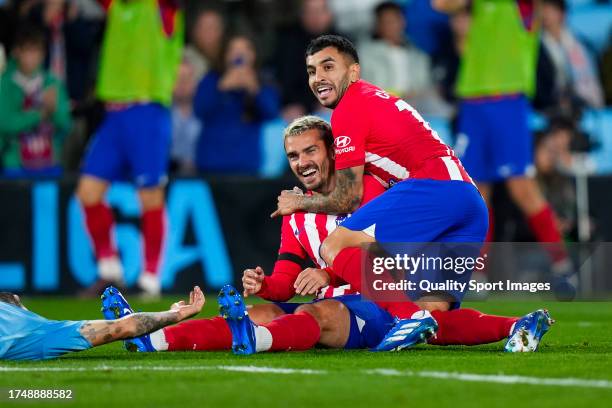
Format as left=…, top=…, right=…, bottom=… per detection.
left=306, top=34, right=359, bottom=64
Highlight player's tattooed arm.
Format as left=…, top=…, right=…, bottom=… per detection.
left=81, top=286, right=204, bottom=346
left=79, top=312, right=179, bottom=347
left=271, top=165, right=364, bottom=217
left=300, top=166, right=364, bottom=214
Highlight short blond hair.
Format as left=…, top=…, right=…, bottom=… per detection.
left=283, top=115, right=333, bottom=149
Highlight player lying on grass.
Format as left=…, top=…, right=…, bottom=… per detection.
left=101, top=116, right=553, bottom=354
left=0, top=287, right=203, bottom=361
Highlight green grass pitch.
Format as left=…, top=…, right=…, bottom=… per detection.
left=1, top=296, right=611, bottom=407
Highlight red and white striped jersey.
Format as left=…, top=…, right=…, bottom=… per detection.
left=257, top=175, right=385, bottom=302
left=332, top=80, right=473, bottom=187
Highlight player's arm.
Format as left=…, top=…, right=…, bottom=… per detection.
left=81, top=286, right=204, bottom=347
left=271, top=165, right=364, bottom=217
left=431, top=0, right=469, bottom=13
left=244, top=216, right=310, bottom=301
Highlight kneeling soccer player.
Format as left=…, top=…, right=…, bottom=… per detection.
left=101, top=117, right=553, bottom=354
left=0, top=287, right=203, bottom=361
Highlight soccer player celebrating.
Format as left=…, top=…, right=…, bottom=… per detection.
left=103, top=117, right=552, bottom=355
left=270, top=34, right=490, bottom=351
left=77, top=0, right=184, bottom=296
left=0, top=287, right=203, bottom=361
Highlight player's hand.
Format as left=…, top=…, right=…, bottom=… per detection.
left=270, top=188, right=304, bottom=218
left=294, top=268, right=330, bottom=296
left=242, top=266, right=265, bottom=297
left=171, top=286, right=205, bottom=321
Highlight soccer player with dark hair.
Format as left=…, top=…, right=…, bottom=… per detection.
left=76, top=0, right=184, bottom=297
left=0, top=287, right=203, bottom=361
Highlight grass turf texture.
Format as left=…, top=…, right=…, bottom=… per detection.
left=1, top=296, right=611, bottom=407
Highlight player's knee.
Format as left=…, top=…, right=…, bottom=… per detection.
left=295, top=301, right=344, bottom=332
left=76, top=177, right=106, bottom=206
left=138, top=188, right=165, bottom=211
left=506, top=177, right=545, bottom=214
left=320, top=233, right=343, bottom=266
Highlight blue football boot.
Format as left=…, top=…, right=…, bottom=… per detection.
left=504, top=309, right=555, bottom=352
left=100, top=286, right=155, bottom=352
left=218, top=284, right=256, bottom=355
left=372, top=311, right=438, bottom=352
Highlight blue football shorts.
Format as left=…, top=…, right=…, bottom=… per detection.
left=82, top=103, right=171, bottom=188
left=456, top=95, right=535, bottom=182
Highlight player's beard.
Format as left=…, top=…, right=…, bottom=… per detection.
left=328, top=75, right=352, bottom=109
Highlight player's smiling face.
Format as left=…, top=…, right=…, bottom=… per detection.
left=306, top=47, right=360, bottom=109
left=285, top=129, right=334, bottom=193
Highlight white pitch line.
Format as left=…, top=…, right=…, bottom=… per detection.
left=366, top=369, right=612, bottom=389
left=0, top=365, right=611, bottom=389
left=0, top=365, right=323, bottom=375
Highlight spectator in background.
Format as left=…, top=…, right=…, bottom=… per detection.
left=433, top=5, right=470, bottom=105
left=358, top=2, right=434, bottom=112
left=194, top=33, right=279, bottom=175
left=183, top=7, right=225, bottom=83
left=534, top=118, right=578, bottom=238
left=538, top=0, right=604, bottom=114
left=170, top=55, right=201, bottom=175
left=20, top=0, right=104, bottom=104
left=274, top=0, right=336, bottom=122
left=0, top=25, right=71, bottom=178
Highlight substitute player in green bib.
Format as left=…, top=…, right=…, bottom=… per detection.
left=77, top=0, right=184, bottom=296
left=433, top=0, right=577, bottom=292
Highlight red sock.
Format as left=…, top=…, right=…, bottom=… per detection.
left=262, top=312, right=320, bottom=351
left=164, top=317, right=232, bottom=351
left=142, top=208, right=166, bottom=275
left=526, top=204, right=567, bottom=263
left=430, top=309, right=518, bottom=345
left=332, top=247, right=421, bottom=319
left=83, top=203, right=116, bottom=259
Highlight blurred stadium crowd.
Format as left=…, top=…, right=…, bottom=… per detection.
left=0, top=0, right=611, bottom=238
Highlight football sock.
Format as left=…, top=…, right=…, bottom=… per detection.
left=142, top=207, right=165, bottom=275
left=256, top=312, right=320, bottom=352
left=83, top=203, right=116, bottom=259
left=161, top=317, right=232, bottom=351
left=332, top=247, right=422, bottom=319
left=526, top=204, right=568, bottom=264
left=430, top=309, right=518, bottom=345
